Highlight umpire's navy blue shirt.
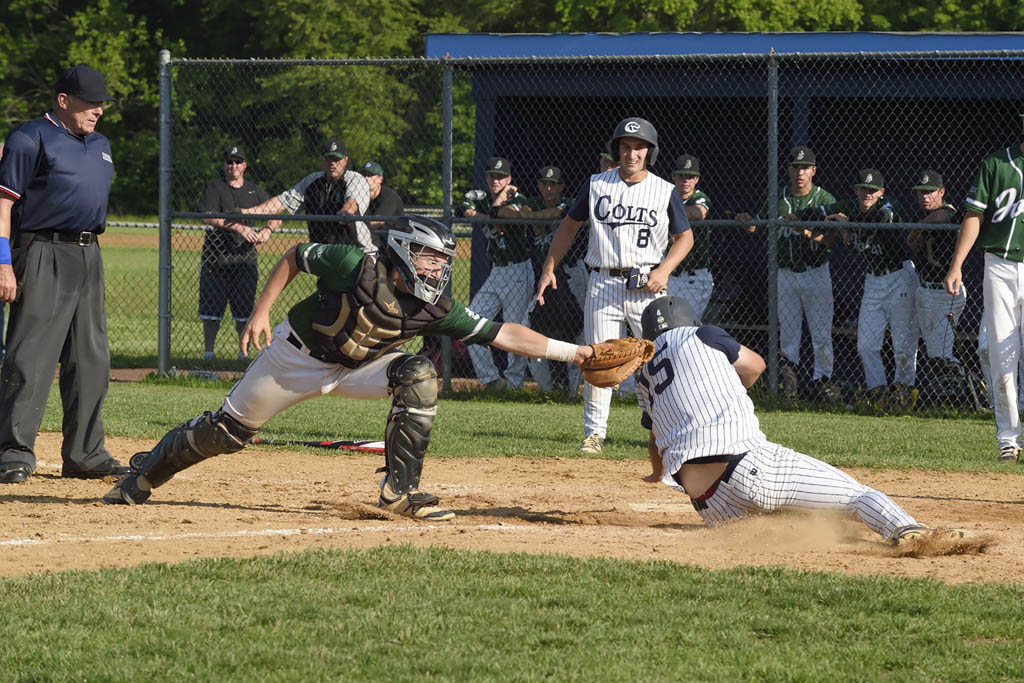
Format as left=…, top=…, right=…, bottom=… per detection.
left=0, top=111, right=114, bottom=233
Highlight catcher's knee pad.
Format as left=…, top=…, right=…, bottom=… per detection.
left=382, top=354, right=438, bottom=495
left=134, top=409, right=258, bottom=489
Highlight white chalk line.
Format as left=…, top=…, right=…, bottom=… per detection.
left=0, top=523, right=546, bottom=549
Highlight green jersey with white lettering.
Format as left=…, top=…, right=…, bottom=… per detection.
left=759, top=185, right=836, bottom=270
left=460, top=191, right=532, bottom=266
left=965, top=145, right=1024, bottom=262
left=824, top=196, right=906, bottom=275
left=672, top=189, right=712, bottom=274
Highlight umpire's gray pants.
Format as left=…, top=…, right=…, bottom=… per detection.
left=0, top=238, right=111, bottom=471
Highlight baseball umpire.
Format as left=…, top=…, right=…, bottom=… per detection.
left=636, top=296, right=970, bottom=546
left=103, top=215, right=595, bottom=518
left=536, top=117, right=693, bottom=455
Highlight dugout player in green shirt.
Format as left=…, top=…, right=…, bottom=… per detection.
left=461, top=157, right=534, bottom=391
left=666, top=154, right=713, bottom=318
left=737, top=146, right=840, bottom=403
left=945, top=113, right=1024, bottom=462
left=103, top=215, right=595, bottom=517
left=825, top=169, right=918, bottom=409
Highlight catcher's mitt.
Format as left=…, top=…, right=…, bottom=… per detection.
left=581, top=337, right=656, bottom=388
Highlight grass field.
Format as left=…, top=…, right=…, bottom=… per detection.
left=4, top=378, right=1023, bottom=679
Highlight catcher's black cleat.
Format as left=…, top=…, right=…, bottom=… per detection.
left=102, top=473, right=152, bottom=505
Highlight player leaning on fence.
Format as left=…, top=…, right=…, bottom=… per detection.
left=103, top=215, right=595, bottom=519
left=945, top=113, right=1024, bottom=463
left=535, top=117, right=693, bottom=456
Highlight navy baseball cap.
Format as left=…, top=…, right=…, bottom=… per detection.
left=486, top=157, right=511, bottom=175
left=361, top=161, right=384, bottom=176
left=672, top=154, right=701, bottom=176
left=789, top=146, right=816, bottom=166
left=912, top=170, right=943, bottom=191
left=855, top=169, right=885, bottom=190
left=55, top=64, right=114, bottom=101
left=322, top=138, right=347, bottom=158
left=537, top=166, right=562, bottom=184
left=223, top=145, right=246, bottom=161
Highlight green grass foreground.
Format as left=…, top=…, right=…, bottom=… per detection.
left=42, top=377, right=1012, bottom=472
left=1, top=546, right=1022, bottom=681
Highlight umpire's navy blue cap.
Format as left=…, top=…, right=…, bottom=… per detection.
left=55, top=64, right=114, bottom=102
left=641, top=296, right=700, bottom=341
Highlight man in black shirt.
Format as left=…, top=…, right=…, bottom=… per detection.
left=196, top=145, right=280, bottom=359
left=360, top=161, right=404, bottom=230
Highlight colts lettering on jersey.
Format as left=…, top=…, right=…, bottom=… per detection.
left=594, top=195, right=659, bottom=228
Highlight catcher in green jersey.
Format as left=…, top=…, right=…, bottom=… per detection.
left=737, top=146, right=840, bottom=403
left=103, top=215, right=594, bottom=518
left=945, top=113, right=1024, bottom=462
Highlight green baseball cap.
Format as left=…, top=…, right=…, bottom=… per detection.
left=537, top=166, right=562, bottom=184
left=912, top=170, right=943, bottom=191
left=361, top=161, right=384, bottom=177
left=855, top=168, right=884, bottom=190
left=789, top=146, right=816, bottom=166
left=322, top=138, right=347, bottom=159
left=486, top=157, right=511, bottom=175
left=672, top=154, right=701, bottom=176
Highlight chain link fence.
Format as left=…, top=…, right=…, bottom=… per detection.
left=137, top=50, right=1024, bottom=409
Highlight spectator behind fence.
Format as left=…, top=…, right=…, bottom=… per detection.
left=359, top=161, right=404, bottom=230
left=666, top=154, right=714, bottom=319
left=905, top=170, right=966, bottom=404
left=0, top=64, right=129, bottom=484
left=197, top=145, right=281, bottom=360
left=945, top=114, right=1024, bottom=462
left=241, top=138, right=374, bottom=253
left=536, top=117, right=693, bottom=456
left=737, top=146, right=841, bottom=403
left=826, top=168, right=918, bottom=410
left=520, top=165, right=578, bottom=394
left=461, top=156, right=533, bottom=392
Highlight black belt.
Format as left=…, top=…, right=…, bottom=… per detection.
left=587, top=266, right=631, bottom=278
left=31, top=230, right=97, bottom=245
left=920, top=281, right=946, bottom=290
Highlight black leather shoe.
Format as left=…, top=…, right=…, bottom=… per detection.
left=0, top=462, right=33, bottom=484
left=62, top=458, right=131, bottom=479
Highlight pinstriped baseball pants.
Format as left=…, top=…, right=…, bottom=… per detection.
left=690, top=441, right=918, bottom=542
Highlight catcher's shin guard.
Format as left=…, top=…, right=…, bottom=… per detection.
left=380, top=354, right=437, bottom=497
left=103, top=409, right=257, bottom=505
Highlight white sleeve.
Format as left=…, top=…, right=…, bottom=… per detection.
left=345, top=172, right=371, bottom=214
left=277, top=172, right=323, bottom=214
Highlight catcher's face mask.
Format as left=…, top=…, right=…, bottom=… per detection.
left=387, top=216, right=456, bottom=305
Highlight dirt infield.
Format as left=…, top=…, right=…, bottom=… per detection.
left=2, top=433, right=1021, bottom=583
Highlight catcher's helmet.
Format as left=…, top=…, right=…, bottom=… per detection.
left=609, top=117, right=659, bottom=168
left=641, top=296, right=700, bottom=340
left=386, top=215, right=457, bottom=305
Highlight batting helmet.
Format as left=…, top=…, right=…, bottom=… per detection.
left=608, top=117, right=659, bottom=168
left=386, top=215, right=457, bottom=305
left=641, top=296, right=700, bottom=341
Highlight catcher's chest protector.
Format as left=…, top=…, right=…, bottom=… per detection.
left=311, top=256, right=451, bottom=368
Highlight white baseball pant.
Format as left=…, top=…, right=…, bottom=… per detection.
left=666, top=268, right=714, bottom=320
left=675, top=441, right=919, bottom=542
left=857, top=265, right=919, bottom=389
left=916, top=283, right=965, bottom=361
left=977, top=317, right=1024, bottom=411
left=467, top=259, right=533, bottom=387
left=583, top=270, right=661, bottom=438
left=777, top=263, right=834, bottom=380
left=222, top=321, right=394, bottom=429
left=981, top=252, right=1024, bottom=449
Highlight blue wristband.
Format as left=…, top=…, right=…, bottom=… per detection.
left=0, top=236, right=11, bottom=266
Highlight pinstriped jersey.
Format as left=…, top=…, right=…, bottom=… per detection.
left=965, top=145, right=1024, bottom=262
left=570, top=169, right=689, bottom=269
left=637, top=326, right=764, bottom=476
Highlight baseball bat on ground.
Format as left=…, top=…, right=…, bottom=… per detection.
left=251, top=438, right=385, bottom=453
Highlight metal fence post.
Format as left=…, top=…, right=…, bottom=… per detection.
left=441, top=61, right=454, bottom=392
left=766, top=51, right=780, bottom=397
left=157, top=49, right=173, bottom=376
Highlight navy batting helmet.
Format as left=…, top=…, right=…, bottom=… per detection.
left=641, top=296, right=700, bottom=340
left=609, top=117, right=659, bottom=168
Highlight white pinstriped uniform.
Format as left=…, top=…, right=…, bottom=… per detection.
left=583, top=170, right=680, bottom=438
left=637, top=326, right=918, bottom=541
